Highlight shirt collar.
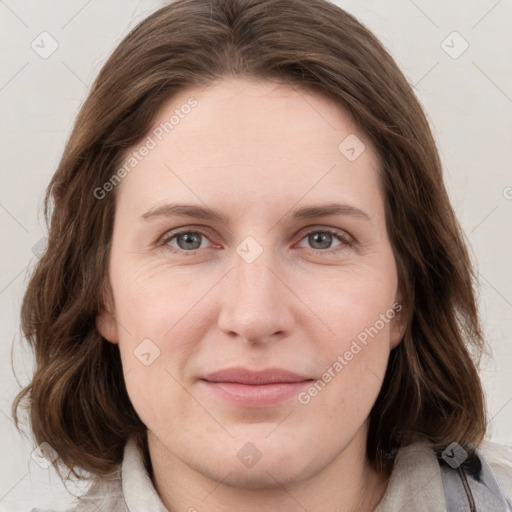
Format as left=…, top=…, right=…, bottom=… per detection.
left=122, top=436, right=169, bottom=512
left=374, top=441, right=445, bottom=511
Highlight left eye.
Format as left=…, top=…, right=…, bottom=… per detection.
left=297, top=230, right=350, bottom=251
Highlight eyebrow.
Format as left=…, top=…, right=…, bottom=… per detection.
left=140, top=202, right=372, bottom=224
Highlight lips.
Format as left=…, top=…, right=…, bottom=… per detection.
left=200, top=367, right=314, bottom=407
left=201, top=367, right=312, bottom=385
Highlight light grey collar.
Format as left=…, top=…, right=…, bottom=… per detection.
left=122, top=436, right=168, bottom=512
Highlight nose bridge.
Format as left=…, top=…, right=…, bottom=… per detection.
left=217, top=240, right=292, bottom=341
left=235, top=251, right=277, bottom=302
left=234, top=233, right=280, bottom=296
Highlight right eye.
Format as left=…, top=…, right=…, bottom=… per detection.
left=159, top=229, right=213, bottom=253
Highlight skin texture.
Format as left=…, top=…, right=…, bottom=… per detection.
left=97, top=77, right=405, bottom=512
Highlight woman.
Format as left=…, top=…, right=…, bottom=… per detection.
left=14, top=0, right=512, bottom=510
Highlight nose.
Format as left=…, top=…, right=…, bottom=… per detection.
left=217, top=249, right=295, bottom=344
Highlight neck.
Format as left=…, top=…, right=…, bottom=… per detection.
left=147, top=427, right=389, bottom=512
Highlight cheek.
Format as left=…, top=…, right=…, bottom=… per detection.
left=297, top=296, right=393, bottom=431
left=307, top=260, right=398, bottom=343
left=119, top=341, right=191, bottom=434
left=299, top=256, right=398, bottom=400
left=110, top=263, right=211, bottom=428
left=110, top=259, right=208, bottom=336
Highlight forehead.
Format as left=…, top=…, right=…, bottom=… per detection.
left=114, top=77, right=383, bottom=221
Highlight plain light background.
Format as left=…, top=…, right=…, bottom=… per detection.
left=1, top=1, right=511, bottom=510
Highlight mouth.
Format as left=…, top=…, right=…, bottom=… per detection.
left=199, top=367, right=315, bottom=407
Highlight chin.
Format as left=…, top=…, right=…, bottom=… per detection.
left=207, top=440, right=318, bottom=489
left=206, top=459, right=308, bottom=490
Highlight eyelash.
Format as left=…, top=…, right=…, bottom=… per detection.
left=157, top=227, right=354, bottom=256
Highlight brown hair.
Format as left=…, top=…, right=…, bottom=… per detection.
left=13, top=0, right=487, bottom=480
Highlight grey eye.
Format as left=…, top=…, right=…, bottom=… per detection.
left=172, top=232, right=205, bottom=250
left=308, top=232, right=335, bottom=250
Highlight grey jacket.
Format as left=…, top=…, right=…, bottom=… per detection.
left=32, top=437, right=512, bottom=511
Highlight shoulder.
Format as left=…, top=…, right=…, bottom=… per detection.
left=375, top=439, right=512, bottom=511
left=30, top=509, right=75, bottom=512
left=29, top=471, right=126, bottom=512
left=477, top=439, right=512, bottom=499
left=479, top=438, right=512, bottom=469
left=30, top=507, right=75, bottom=512
left=29, top=436, right=162, bottom=512
left=72, top=472, right=127, bottom=512
left=375, top=441, right=446, bottom=511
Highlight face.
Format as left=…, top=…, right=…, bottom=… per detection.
left=97, top=77, right=404, bottom=488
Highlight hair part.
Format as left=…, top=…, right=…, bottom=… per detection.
left=13, top=0, right=487, bottom=480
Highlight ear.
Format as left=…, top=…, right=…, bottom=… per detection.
left=96, top=302, right=119, bottom=344
left=389, top=292, right=406, bottom=350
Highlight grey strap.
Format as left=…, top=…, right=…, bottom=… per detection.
left=440, top=448, right=511, bottom=511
